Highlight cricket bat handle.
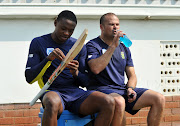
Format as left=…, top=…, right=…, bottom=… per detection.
left=29, top=82, right=50, bottom=106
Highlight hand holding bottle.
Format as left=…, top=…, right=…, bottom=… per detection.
left=119, top=35, right=132, bottom=48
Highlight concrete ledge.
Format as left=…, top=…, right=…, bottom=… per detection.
left=0, top=4, right=180, bottom=19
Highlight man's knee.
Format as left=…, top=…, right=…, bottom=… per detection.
left=155, top=93, right=165, bottom=107
left=109, top=93, right=125, bottom=110
left=102, top=95, right=115, bottom=110
left=43, top=92, right=63, bottom=114
left=114, top=96, right=125, bottom=111
left=147, top=90, right=165, bottom=109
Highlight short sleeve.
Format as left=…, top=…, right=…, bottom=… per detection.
left=126, top=48, right=134, bottom=67
left=86, top=41, right=102, bottom=62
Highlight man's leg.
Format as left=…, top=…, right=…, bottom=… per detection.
left=133, top=90, right=165, bottom=126
left=79, top=91, right=115, bottom=126
left=42, top=91, right=64, bottom=126
left=109, top=93, right=126, bottom=126
left=121, top=112, right=126, bottom=126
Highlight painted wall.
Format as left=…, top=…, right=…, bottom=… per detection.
left=0, top=17, right=179, bottom=104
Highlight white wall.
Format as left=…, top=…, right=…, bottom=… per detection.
left=0, top=17, right=179, bottom=104
left=0, top=41, right=39, bottom=103
left=1, top=19, right=180, bottom=41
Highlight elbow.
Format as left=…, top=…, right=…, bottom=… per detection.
left=90, top=68, right=101, bottom=75
left=25, top=77, right=32, bottom=84
left=25, top=76, right=33, bottom=84
left=88, top=61, right=102, bottom=75
left=25, top=71, right=33, bottom=84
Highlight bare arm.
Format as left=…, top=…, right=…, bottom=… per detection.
left=88, top=31, right=123, bottom=74
left=88, top=45, right=116, bottom=74
left=125, top=66, right=137, bottom=89
left=125, top=66, right=137, bottom=103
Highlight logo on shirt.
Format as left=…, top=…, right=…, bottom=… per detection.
left=46, top=48, right=54, bottom=55
left=121, top=52, right=125, bottom=59
left=26, top=67, right=31, bottom=70
left=88, top=55, right=92, bottom=59
left=28, top=54, right=33, bottom=58
left=102, top=49, right=107, bottom=54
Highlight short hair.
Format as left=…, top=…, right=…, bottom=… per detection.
left=57, top=10, right=77, bottom=24
left=100, top=13, right=117, bottom=25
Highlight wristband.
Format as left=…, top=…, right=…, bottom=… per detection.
left=126, top=86, right=135, bottom=90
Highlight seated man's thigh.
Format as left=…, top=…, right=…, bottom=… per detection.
left=78, top=91, right=115, bottom=115
left=132, top=89, right=164, bottom=110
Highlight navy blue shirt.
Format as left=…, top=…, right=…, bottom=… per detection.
left=86, top=36, right=134, bottom=89
left=25, top=34, right=89, bottom=90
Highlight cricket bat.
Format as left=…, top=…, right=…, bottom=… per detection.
left=29, top=29, right=88, bottom=106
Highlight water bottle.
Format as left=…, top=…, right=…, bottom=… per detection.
left=119, top=35, right=132, bottom=48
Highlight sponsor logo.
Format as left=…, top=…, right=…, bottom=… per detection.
left=121, top=52, right=125, bottom=59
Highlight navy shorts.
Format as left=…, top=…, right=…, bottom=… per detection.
left=94, top=87, right=148, bottom=115
left=39, top=87, right=94, bottom=119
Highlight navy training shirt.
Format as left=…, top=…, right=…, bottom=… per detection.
left=86, top=36, right=134, bottom=89
left=25, top=34, right=89, bottom=90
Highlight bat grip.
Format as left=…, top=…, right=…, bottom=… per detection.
left=29, top=82, right=50, bottom=106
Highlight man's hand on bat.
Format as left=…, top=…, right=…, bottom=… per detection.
left=67, top=60, right=79, bottom=77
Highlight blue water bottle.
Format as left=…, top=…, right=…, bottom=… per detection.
left=119, top=35, right=132, bottom=47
